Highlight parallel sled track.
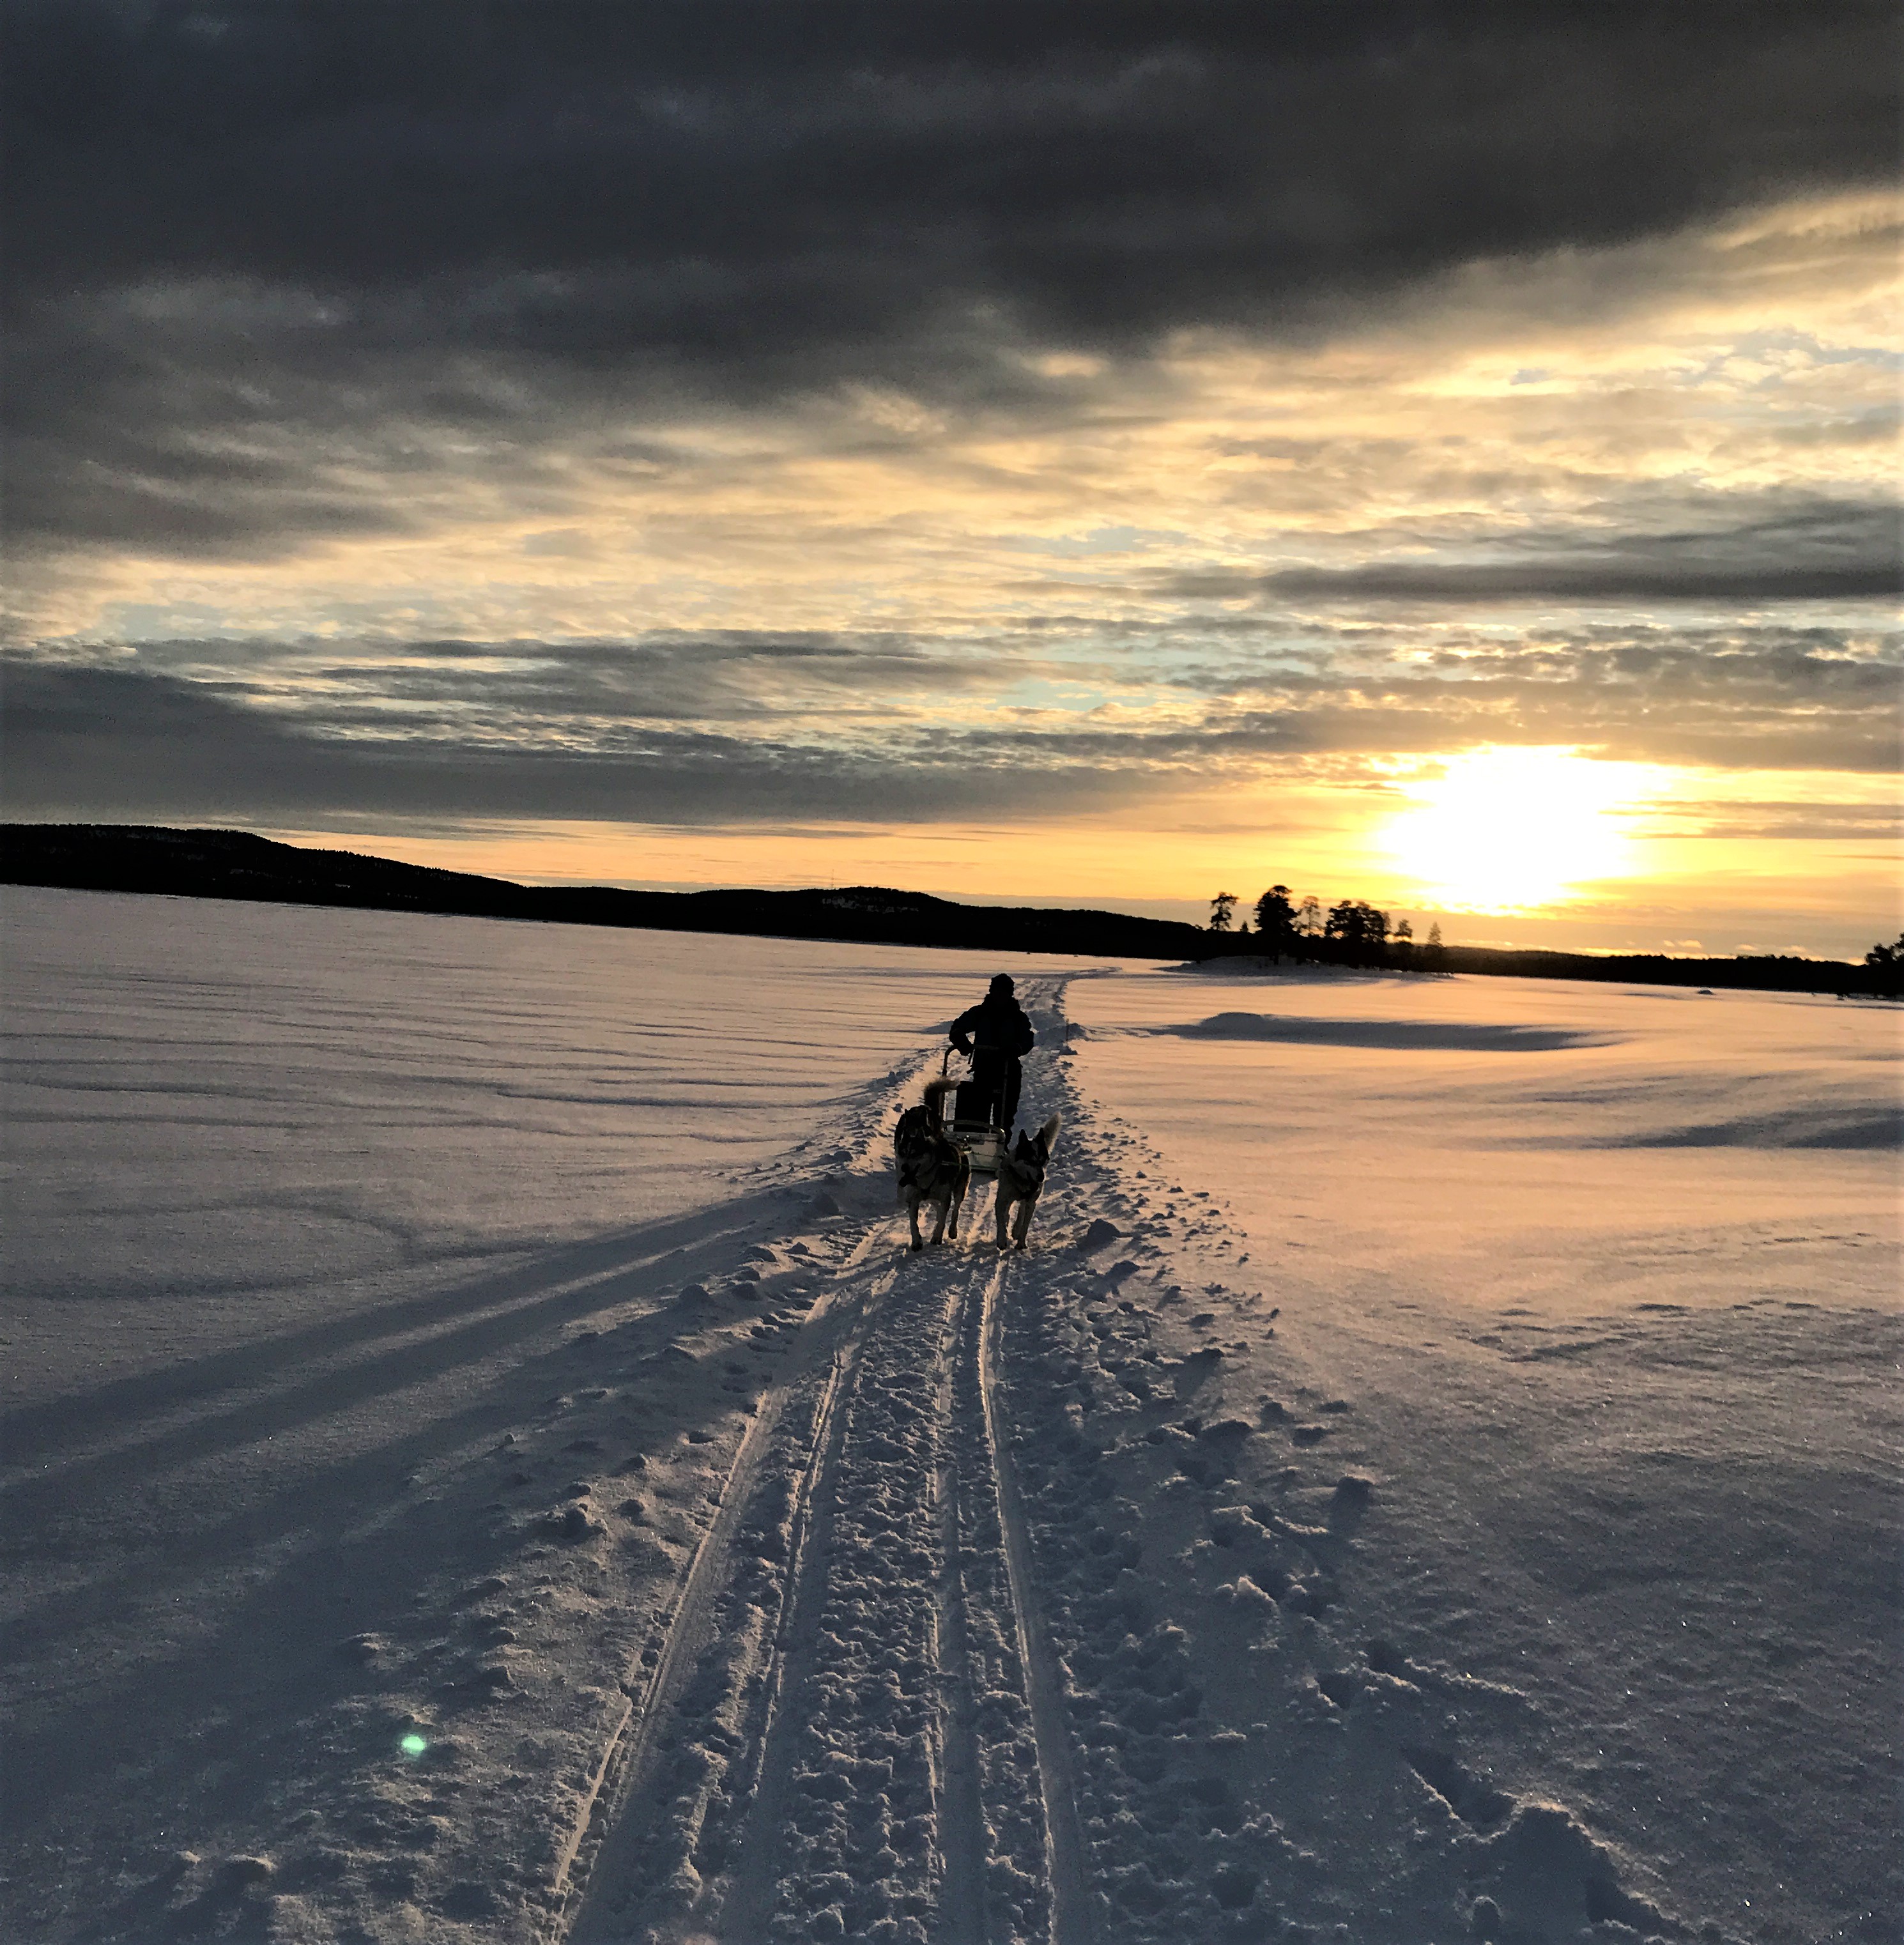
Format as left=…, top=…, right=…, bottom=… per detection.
left=560, top=1235, right=1084, bottom=1945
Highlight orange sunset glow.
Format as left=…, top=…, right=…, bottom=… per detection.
left=4, top=13, right=1898, bottom=958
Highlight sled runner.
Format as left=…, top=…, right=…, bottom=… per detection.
left=940, top=1045, right=1010, bottom=1176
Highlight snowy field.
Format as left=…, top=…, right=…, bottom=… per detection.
left=1066, top=965, right=1900, bottom=1944
left=1, top=887, right=1896, bottom=1945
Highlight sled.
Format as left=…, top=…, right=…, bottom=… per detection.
left=940, top=1045, right=1010, bottom=1176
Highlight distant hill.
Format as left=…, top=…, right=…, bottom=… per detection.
left=1, top=823, right=1884, bottom=996
left=0, top=822, right=1210, bottom=959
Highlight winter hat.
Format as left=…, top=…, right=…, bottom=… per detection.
left=989, top=974, right=1015, bottom=996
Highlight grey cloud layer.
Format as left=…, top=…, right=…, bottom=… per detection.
left=0, top=659, right=1147, bottom=825
left=6, top=619, right=1894, bottom=829
left=16, top=5, right=1890, bottom=323
left=1163, top=495, right=1903, bottom=606
left=5, top=1, right=1896, bottom=555
left=7, top=3, right=1895, bottom=842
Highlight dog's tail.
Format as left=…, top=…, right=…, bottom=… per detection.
left=1034, top=1110, right=1062, bottom=1154
left=923, top=1075, right=958, bottom=1128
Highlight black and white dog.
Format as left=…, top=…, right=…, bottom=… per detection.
left=894, top=1077, right=971, bottom=1251
left=993, top=1112, right=1061, bottom=1252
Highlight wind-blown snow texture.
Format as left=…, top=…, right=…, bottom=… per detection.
left=2, top=889, right=1896, bottom=1944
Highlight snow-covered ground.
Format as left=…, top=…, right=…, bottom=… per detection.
left=1063, top=965, right=1900, bottom=1944
left=2, top=889, right=1896, bottom=1944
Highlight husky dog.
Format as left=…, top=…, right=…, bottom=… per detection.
left=894, top=1078, right=971, bottom=1251
left=993, top=1111, right=1061, bottom=1252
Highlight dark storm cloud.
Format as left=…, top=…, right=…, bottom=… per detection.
left=1161, top=496, right=1904, bottom=606
left=1254, top=560, right=1897, bottom=604
left=4, top=1, right=1896, bottom=553
left=12, top=3, right=1892, bottom=330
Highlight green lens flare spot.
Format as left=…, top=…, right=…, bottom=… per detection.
left=399, top=1734, right=428, bottom=1758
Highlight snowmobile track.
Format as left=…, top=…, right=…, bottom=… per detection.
left=560, top=1267, right=894, bottom=1941
left=712, top=1332, right=862, bottom=1941
left=980, top=1263, right=1093, bottom=1945
left=562, top=983, right=1087, bottom=1943
left=554, top=1347, right=804, bottom=1932
left=559, top=1233, right=1087, bottom=1941
left=933, top=1277, right=992, bottom=1945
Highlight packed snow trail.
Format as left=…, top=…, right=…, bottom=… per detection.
left=557, top=974, right=1743, bottom=1945
left=566, top=1190, right=1064, bottom=1944
left=977, top=1267, right=1093, bottom=1945
left=566, top=985, right=1087, bottom=1945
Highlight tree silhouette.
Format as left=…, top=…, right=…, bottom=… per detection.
left=1209, top=891, right=1238, bottom=932
left=1866, top=933, right=1904, bottom=996
left=1295, top=895, right=1324, bottom=938
left=1253, top=885, right=1296, bottom=958
left=1324, top=898, right=1389, bottom=959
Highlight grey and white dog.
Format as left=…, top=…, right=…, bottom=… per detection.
left=893, top=1077, right=971, bottom=1250
left=993, top=1111, right=1061, bottom=1251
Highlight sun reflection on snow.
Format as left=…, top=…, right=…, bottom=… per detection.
left=1381, top=747, right=1664, bottom=912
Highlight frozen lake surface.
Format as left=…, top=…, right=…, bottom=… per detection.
left=6, top=888, right=1045, bottom=1399
left=3, top=888, right=1896, bottom=1943
left=1068, top=963, right=1900, bottom=1943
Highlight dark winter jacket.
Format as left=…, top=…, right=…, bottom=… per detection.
left=949, top=993, right=1034, bottom=1060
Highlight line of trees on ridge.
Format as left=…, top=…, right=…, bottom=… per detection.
left=1206, top=893, right=1904, bottom=994
left=1205, top=886, right=1442, bottom=969
left=1864, top=933, right=1904, bottom=997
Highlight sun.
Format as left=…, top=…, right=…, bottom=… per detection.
left=1380, top=747, right=1661, bottom=911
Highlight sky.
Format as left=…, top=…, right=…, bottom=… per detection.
left=3, top=3, right=1899, bottom=957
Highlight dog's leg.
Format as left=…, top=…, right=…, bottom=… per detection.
left=995, top=1180, right=1013, bottom=1252
left=1011, top=1194, right=1035, bottom=1250
left=929, top=1194, right=950, bottom=1246
left=947, top=1159, right=969, bottom=1241
left=907, top=1190, right=925, bottom=1252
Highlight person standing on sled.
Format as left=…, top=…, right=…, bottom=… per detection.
left=949, top=974, right=1035, bottom=1136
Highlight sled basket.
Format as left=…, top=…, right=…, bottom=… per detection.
left=952, top=1079, right=998, bottom=1131
left=942, top=1049, right=1008, bottom=1175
